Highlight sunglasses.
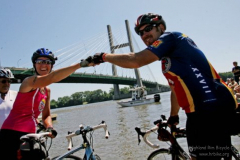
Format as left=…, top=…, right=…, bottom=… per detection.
left=138, top=24, right=157, bottom=36
left=1, top=79, right=12, bottom=84
left=35, top=59, right=52, bottom=65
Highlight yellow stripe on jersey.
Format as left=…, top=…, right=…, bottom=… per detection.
left=208, top=61, right=218, bottom=79
left=182, top=33, right=188, bottom=38
left=168, top=71, right=195, bottom=112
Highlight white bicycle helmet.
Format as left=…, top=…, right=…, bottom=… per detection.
left=0, top=68, right=15, bottom=79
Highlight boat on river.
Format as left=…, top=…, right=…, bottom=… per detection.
left=117, top=85, right=160, bottom=107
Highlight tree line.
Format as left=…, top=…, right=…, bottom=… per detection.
left=50, top=85, right=170, bottom=109
left=218, top=71, right=233, bottom=81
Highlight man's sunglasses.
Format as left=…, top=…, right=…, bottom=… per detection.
left=138, top=24, right=157, bottom=36
left=1, top=79, right=12, bottom=84
left=35, top=59, right=53, bottom=65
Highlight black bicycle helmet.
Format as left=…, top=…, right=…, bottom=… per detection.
left=0, top=68, right=14, bottom=79
left=134, top=13, right=166, bottom=35
left=32, top=48, right=57, bottom=65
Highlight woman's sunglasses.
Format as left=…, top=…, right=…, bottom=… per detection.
left=35, top=59, right=53, bottom=65
left=1, top=79, right=12, bottom=84
left=138, top=24, right=157, bottom=36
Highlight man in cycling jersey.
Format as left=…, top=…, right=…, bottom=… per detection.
left=0, top=68, right=17, bottom=129
left=91, top=13, right=237, bottom=159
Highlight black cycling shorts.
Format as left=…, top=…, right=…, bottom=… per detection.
left=186, top=111, right=233, bottom=160
left=0, top=129, right=28, bottom=160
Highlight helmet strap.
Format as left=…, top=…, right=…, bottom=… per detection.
left=33, top=65, right=40, bottom=75
left=156, top=24, right=165, bottom=36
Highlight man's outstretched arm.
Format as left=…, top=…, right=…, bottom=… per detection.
left=93, top=49, right=159, bottom=68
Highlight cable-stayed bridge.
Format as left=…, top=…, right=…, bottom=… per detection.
left=7, top=20, right=168, bottom=99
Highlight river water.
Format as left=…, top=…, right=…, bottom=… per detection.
left=48, top=91, right=240, bottom=159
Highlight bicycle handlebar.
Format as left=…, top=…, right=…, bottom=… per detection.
left=135, top=115, right=186, bottom=149
left=66, top=121, right=110, bottom=150
left=141, top=125, right=160, bottom=149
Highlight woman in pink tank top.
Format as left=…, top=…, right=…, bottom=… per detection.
left=0, top=48, right=93, bottom=159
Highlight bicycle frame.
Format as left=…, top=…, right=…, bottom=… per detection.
left=55, top=143, right=96, bottom=160
left=55, top=121, right=109, bottom=160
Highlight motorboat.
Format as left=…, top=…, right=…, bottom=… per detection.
left=117, top=85, right=160, bottom=107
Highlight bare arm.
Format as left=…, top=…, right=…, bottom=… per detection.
left=19, top=63, right=90, bottom=92
left=170, top=89, right=180, bottom=116
left=41, top=87, right=52, bottom=128
left=104, top=49, right=159, bottom=68
left=232, top=69, right=240, bottom=73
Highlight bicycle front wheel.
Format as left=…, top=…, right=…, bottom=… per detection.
left=83, top=154, right=101, bottom=160
left=53, top=154, right=82, bottom=160
left=147, top=148, right=184, bottom=160
left=93, top=154, right=101, bottom=160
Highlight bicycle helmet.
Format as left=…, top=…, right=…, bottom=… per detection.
left=134, top=13, right=166, bottom=34
left=32, top=48, right=57, bottom=65
left=0, top=68, right=14, bottom=79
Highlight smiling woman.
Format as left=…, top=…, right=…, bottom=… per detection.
left=0, top=48, right=94, bottom=160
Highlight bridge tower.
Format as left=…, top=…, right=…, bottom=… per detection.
left=107, top=20, right=143, bottom=100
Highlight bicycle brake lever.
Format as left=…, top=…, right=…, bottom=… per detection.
left=161, top=115, right=167, bottom=120
left=135, top=127, right=142, bottom=145
left=137, top=134, right=141, bottom=145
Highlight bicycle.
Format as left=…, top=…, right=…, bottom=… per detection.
left=53, top=120, right=110, bottom=160
left=135, top=115, right=240, bottom=160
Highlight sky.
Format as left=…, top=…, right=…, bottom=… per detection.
left=1, top=0, right=240, bottom=100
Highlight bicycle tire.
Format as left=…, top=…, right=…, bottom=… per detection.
left=93, top=154, right=101, bottom=160
left=232, top=145, right=240, bottom=160
left=83, top=154, right=101, bottom=160
left=232, top=154, right=240, bottom=160
left=147, top=148, right=184, bottom=160
left=52, top=154, right=82, bottom=160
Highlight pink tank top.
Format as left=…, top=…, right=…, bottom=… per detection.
left=1, top=88, right=48, bottom=133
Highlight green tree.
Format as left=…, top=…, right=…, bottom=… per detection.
left=57, top=96, right=71, bottom=107
left=70, top=92, right=84, bottom=105
left=120, top=87, right=130, bottom=94
left=50, top=99, right=58, bottom=109
left=219, top=71, right=233, bottom=81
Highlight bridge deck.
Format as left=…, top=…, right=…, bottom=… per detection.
left=10, top=68, right=160, bottom=88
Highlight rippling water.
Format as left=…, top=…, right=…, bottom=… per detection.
left=48, top=91, right=240, bottom=159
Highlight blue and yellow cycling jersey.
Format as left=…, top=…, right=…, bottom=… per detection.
left=147, top=32, right=237, bottom=113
